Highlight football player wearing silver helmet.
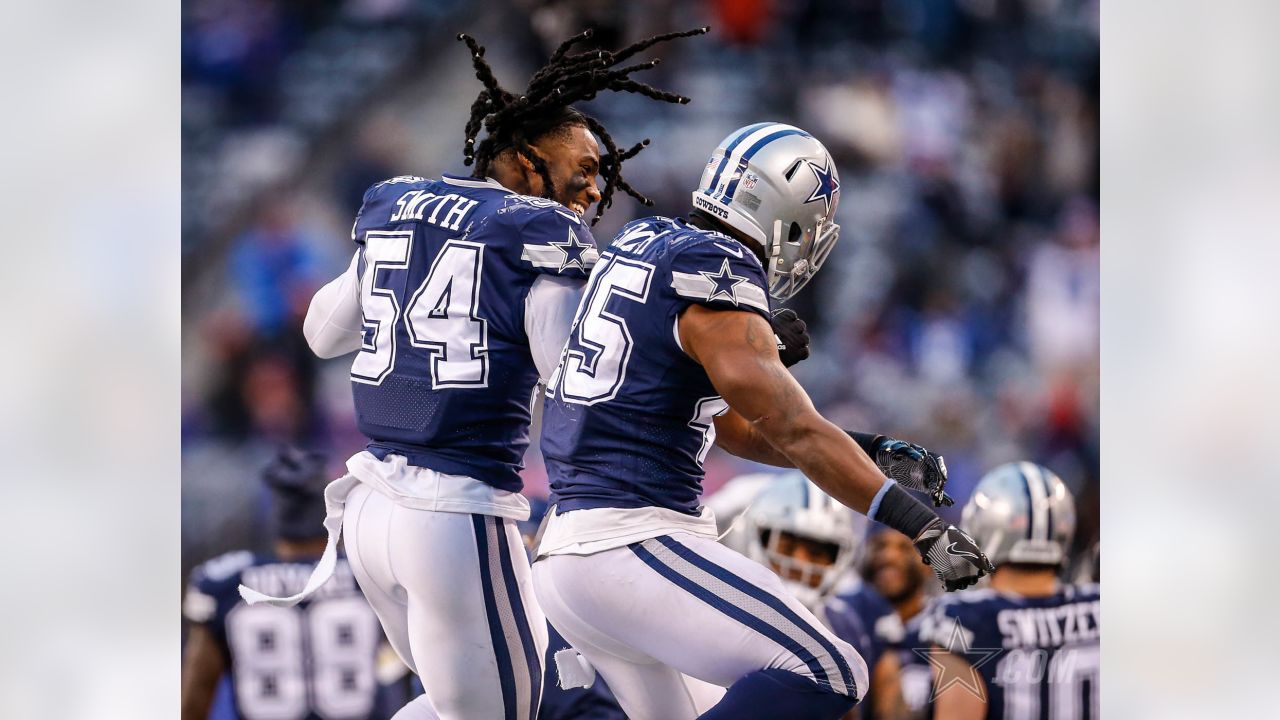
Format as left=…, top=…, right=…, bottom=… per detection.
left=534, top=122, right=991, bottom=720
left=728, top=472, right=865, bottom=611
left=922, top=463, right=1099, bottom=720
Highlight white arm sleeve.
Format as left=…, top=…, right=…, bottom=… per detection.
left=303, top=251, right=363, bottom=359
left=524, top=274, right=585, bottom=380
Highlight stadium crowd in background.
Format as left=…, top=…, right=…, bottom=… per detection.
left=181, top=0, right=1098, bottom=585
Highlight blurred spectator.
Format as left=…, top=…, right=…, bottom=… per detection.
left=183, top=0, right=1100, bottom=575
left=227, top=193, right=325, bottom=338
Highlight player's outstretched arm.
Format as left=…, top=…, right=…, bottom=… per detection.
left=680, top=304, right=994, bottom=591
left=303, top=251, right=364, bottom=358
left=680, top=304, right=887, bottom=513
left=181, top=624, right=225, bottom=720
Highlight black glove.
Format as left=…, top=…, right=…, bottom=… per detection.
left=872, top=436, right=953, bottom=507
left=771, top=308, right=810, bottom=367
left=913, top=519, right=995, bottom=592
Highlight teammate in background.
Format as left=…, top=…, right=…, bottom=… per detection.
left=716, top=473, right=928, bottom=720
left=182, top=448, right=389, bottom=720
left=855, top=526, right=940, bottom=720
left=533, top=122, right=993, bottom=720
left=921, top=463, right=1099, bottom=720
left=237, top=28, right=711, bottom=720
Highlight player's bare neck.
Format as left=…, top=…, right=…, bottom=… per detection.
left=688, top=211, right=767, bottom=265
left=990, top=565, right=1059, bottom=597
left=489, top=154, right=536, bottom=196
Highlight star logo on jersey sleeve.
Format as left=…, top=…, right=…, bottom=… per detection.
left=803, top=158, right=840, bottom=216
left=700, top=258, right=749, bottom=304
left=914, top=620, right=1002, bottom=702
left=549, top=227, right=599, bottom=272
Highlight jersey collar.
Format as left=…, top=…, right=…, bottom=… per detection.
left=441, top=174, right=513, bottom=192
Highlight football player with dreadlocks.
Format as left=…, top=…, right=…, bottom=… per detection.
left=532, top=123, right=994, bottom=719
left=237, top=27, right=709, bottom=720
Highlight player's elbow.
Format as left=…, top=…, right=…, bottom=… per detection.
left=303, top=300, right=360, bottom=358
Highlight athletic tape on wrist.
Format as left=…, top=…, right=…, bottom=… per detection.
left=872, top=482, right=939, bottom=540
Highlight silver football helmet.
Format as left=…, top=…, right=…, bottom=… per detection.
left=735, top=471, right=864, bottom=609
left=692, top=122, right=841, bottom=301
left=960, top=462, right=1076, bottom=567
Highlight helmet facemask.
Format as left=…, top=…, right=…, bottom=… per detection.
left=766, top=214, right=841, bottom=303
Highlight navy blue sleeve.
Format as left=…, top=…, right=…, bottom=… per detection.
left=504, top=200, right=599, bottom=280
left=667, top=236, right=772, bottom=320
left=183, top=551, right=254, bottom=641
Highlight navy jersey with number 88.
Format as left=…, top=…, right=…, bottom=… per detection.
left=541, top=216, right=773, bottom=515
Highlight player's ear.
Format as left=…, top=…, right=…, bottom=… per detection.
left=515, top=148, right=547, bottom=195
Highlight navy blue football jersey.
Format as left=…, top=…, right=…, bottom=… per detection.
left=920, top=584, right=1100, bottom=720
left=184, top=551, right=388, bottom=720
left=827, top=582, right=904, bottom=672
left=349, top=174, right=597, bottom=492
left=541, top=216, right=773, bottom=514
left=896, top=613, right=937, bottom=720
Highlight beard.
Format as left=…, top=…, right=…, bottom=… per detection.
left=879, top=565, right=924, bottom=604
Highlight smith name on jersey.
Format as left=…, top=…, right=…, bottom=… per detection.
left=920, top=583, right=1100, bottom=719
left=348, top=174, right=598, bottom=493
left=184, top=551, right=385, bottom=720
left=541, top=216, right=772, bottom=515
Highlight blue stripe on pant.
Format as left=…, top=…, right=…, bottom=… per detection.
left=495, top=517, right=543, bottom=719
left=472, top=515, right=519, bottom=720
left=652, top=535, right=856, bottom=694
left=629, top=541, right=837, bottom=692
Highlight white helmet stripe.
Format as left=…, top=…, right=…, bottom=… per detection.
left=1021, top=461, right=1050, bottom=541
left=705, top=123, right=796, bottom=202
left=703, top=121, right=774, bottom=194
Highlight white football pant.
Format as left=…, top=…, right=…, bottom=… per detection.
left=532, top=532, right=868, bottom=720
left=342, top=482, right=547, bottom=720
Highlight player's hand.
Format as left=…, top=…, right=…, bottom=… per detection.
left=913, top=520, right=995, bottom=592
left=771, top=308, right=810, bottom=367
left=873, top=437, right=953, bottom=507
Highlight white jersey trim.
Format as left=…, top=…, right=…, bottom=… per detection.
left=440, top=174, right=512, bottom=191
left=671, top=266, right=769, bottom=312
left=345, top=451, right=531, bottom=519
left=238, top=451, right=529, bottom=608
left=535, top=503, right=720, bottom=558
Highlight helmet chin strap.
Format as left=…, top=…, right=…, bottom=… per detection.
left=767, top=218, right=786, bottom=296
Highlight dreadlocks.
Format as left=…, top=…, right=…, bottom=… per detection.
left=457, top=26, right=709, bottom=224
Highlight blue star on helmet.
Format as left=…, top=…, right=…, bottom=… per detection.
left=803, top=158, right=840, bottom=216
left=700, top=259, right=749, bottom=305
left=549, top=227, right=598, bottom=272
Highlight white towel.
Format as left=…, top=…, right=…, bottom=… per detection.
left=238, top=474, right=361, bottom=606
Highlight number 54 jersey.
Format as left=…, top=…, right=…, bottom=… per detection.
left=347, top=175, right=597, bottom=493
left=541, top=216, right=773, bottom=516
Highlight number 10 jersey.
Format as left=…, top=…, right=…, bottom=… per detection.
left=541, top=216, right=773, bottom=516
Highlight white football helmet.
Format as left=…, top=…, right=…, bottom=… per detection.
left=961, top=462, right=1077, bottom=567
left=692, top=122, right=841, bottom=302
left=732, top=471, right=865, bottom=609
